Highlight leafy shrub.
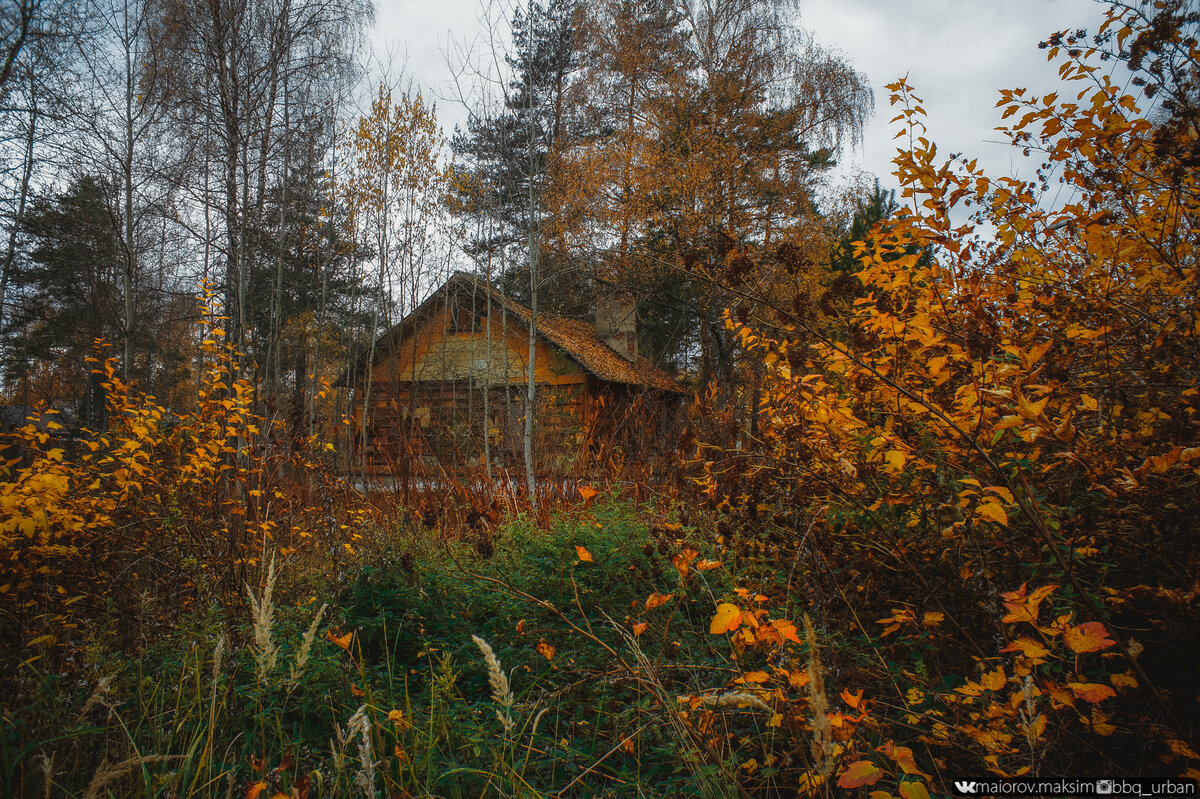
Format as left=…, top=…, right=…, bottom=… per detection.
left=695, top=4, right=1200, bottom=790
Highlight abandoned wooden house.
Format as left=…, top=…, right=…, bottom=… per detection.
left=347, top=272, right=685, bottom=477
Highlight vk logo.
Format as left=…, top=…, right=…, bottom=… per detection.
left=954, top=782, right=977, bottom=794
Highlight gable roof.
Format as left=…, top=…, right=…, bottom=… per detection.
left=370, top=272, right=684, bottom=393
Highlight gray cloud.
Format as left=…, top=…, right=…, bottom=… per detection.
left=800, top=0, right=1115, bottom=190
left=373, top=0, right=1117, bottom=192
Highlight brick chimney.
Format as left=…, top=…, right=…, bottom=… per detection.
left=596, top=289, right=638, bottom=362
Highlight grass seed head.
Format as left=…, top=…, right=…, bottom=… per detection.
left=471, top=634, right=516, bottom=731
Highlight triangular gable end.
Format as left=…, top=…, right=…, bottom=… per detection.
left=364, top=273, right=683, bottom=393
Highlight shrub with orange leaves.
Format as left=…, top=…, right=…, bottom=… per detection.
left=0, top=295, right=346, bottom=662
left=702, top=2, right=1200, bottom=785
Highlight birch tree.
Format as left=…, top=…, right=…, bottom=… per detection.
left=557, top=0, right=873, bottom=382
left=162, top=0, right=370, bottom=360
left=56, top=0, right=182, bottom=381
left=341, top=87, right=447, bottom=474
left=0, top=0, right=72, bottom=337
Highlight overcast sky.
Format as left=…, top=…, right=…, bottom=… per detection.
left=372, top=0, right=1116, bottom=198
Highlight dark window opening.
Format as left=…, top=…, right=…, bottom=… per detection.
left=448, top=300, right=484, bottom=333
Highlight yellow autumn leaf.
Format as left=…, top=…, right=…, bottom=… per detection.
left=1062, top=621, right=1116, bottom=653
left=1001, top=637, right=1051, bottom=660
left=796, top=770, right=828, bottom=795
left=1024, top=712, right=1047, bottom=740
left=1110, top=672, right=1138, bottom=689
left=984, top=485, right=1015, bottom=504
left=1167, top=738, right=1200, bottom=760
left=710, top=602, right=743, bottom=634
left=898, top=781, right=932, bottom=799
left=575, top=545, right=594, bottom=563
left=976, top=500, right=1008, bottom=526
left=645, top=592, right=674, bottom=611
left=327, top=630, right=353, bottom=650
left=837, top=760, right=884, bottom=789
left=980, top=666, right=1007, bottom=692
left=1019, top=394, right=1049, bottom=418
left=770, top=618, right=802, bottom=644
left=1068, top=682, right=1116, bottom=704
left=1092, top=713, right=1116, bottom=736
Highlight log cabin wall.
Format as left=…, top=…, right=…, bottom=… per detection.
left=362, top=382, right=592, bottom=473
left=358, top=289, right=591, bottom=474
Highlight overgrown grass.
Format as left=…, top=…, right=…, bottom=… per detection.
left=6, top=491, right=1166, bottom=798
left=1, top=497, right=783, bottom=798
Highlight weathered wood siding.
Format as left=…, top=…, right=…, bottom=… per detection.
left=359, top=300, right=590, bottom=470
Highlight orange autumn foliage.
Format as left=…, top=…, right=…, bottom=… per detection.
left=697, top=2, right=1200, bottom=786
left=0, top=295, right=350, bottom=657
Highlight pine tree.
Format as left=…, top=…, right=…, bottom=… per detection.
left=247, top=126, right=373, bottom=426
left=4, top=176, right=123, bottom=427
left=829, top=181, right=898, bottom=276
left=451, top=0, right=584, bottom=311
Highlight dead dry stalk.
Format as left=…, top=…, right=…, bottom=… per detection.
left=74, top=675, right=114, bottom=725
left=83, top=755, right=181, bottom=799
left=38, top=751, right=53, bottom=799
left=347, top=704, right=376, bottom=799
left=288, top=602, right=328, bottom=690
left=804, top=613, right=835, bottom=778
